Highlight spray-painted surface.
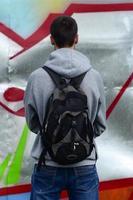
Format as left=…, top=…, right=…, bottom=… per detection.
left=0, top=1, right=133, bottom=199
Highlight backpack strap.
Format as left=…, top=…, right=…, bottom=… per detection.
left=43, top=66, right=87, bottom=89
left=42, top=66, right=67, bottom=89
left=70, top=72, right=87, bottom=89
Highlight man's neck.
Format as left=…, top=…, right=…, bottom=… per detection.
left=54, top=44, right=76, bottom=50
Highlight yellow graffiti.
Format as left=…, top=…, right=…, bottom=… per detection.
left=48, top=0, right=70, bottom=12
left=33, top=0, right=70, bottom=19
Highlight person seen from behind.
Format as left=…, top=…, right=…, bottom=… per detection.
left=24, top=15, right=106, bottom=200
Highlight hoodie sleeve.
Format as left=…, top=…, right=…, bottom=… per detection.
left=24, top=74, right=41, bottom=134
left=24, top=69, right=54, bottom=134
left=93, top=73, right=107, bottom=137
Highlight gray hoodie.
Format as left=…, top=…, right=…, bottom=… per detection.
left=24, top=48, right=106, bottom=167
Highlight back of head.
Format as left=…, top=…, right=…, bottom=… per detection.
left=50, top=15, right=78, bottom=48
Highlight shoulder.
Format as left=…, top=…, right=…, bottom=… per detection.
left=81, top=69, right=104, bottom=96
left=28, top=67, right=52, bottom=83
left=89, top=68, right=102, bottom=79
left=84, top=68, right=102, bottom=82
left=27, top=67, right=55, bottom=92
left=87, top=69, right=104, bottom=85
left=29, top=67, right=48, bottom=78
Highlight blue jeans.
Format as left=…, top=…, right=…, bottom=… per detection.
left=30, top=164, right=99, bottom=200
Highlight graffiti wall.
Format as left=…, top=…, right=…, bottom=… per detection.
left=0, top=1, right=133, bottom=200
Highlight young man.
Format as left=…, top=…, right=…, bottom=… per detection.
left=24, top=15, right=106, bottom=200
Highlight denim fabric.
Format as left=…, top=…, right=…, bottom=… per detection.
left=30, top=164, right=99, bottom=200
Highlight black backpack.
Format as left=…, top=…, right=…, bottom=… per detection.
left=38, top=66, right=95, bottom=167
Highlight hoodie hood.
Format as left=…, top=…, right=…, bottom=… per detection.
left=44, top=48, right=92, bottom=78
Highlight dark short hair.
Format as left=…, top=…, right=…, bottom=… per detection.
left=50, top=15, right=78, bottom=48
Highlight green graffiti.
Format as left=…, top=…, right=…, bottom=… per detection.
left=0, top=153, right=12, bottom=180
left=4, top=124, right=29, bottom=185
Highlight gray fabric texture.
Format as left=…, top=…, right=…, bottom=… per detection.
left=24, top=48, right=106, bottom=167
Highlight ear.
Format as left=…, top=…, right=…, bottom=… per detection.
left=74, top=34, right=78, bottom=44
left=50, top=35, right=55, bottom=45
